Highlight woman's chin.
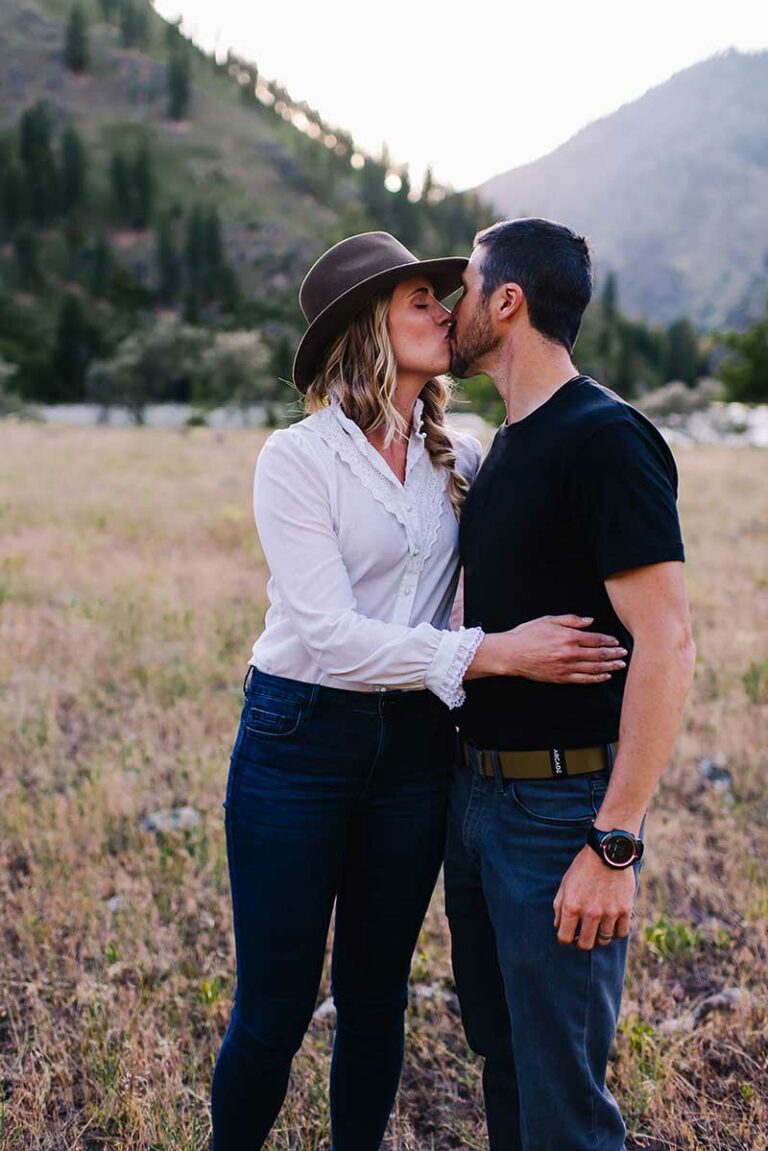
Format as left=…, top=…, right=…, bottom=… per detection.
left=430, top=349, right=452, bottom=376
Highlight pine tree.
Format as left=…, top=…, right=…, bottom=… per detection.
left=203, top=206, right=223, bottom=284
left=19, top=101, right=59, bottom=223
left=14, top=225, right=43, bottom=290
left=167, top=43, right=191, bottom=120
left=120, top=0, right=142, bottom=48
left=89, top=234, right=113, bottom=298
left=184, top=204, right=205, bottom=281
left=60, top=125, right=87, bottom=211
left=601, top=272, right=618, bottom=326
left=392, top=168, right=421, bottom=248
left=182, top=204, right=205, bottom=320
left=217, top=263, right=241, bottom=316
left=109, top=150, right=133, bottom=223
left=64, top=4, right=89, bottom=73
left=164, top=16, right=183, bottom=51
left=1, top=163, right=25, bottom=233
left=663, top=318, right=701, bottom=385
left=716, top=300, right=768, bottom=402
left=132, top=136, right=153, bottom=227
left=155, top=213, right=181, bottom=303
left=51, top=293, right=96, bottom=402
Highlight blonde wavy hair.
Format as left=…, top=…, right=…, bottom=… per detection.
left=303, top=295, right=469, bottom=518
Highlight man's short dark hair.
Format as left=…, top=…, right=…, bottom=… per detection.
left=474, top=218, right=592, bottom=352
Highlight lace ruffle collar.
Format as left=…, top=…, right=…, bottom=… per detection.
left=309, top=399, right=449, bottom=575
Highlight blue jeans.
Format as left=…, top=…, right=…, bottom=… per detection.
left=444, top=752, right=639, bottom=1151
left=211, top=668, right=457, bottom=1151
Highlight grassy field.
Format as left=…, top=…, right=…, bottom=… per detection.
left=0, top=424, right=766, bottom=1151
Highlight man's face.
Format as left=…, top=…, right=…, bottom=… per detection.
left=450, top=246, right=501, bottom=378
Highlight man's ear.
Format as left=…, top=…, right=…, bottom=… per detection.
left=496, top=283, right=525, bottom=323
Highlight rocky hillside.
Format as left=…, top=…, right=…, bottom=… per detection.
left=0, top=0, right=488, bottom=314
left=478, top=51, right=768, bottom=329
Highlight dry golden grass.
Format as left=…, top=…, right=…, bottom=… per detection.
left=0, top=425, right=766, bottom=1151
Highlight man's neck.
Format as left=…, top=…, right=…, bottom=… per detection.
left=492, top=342, right=579, bottom=425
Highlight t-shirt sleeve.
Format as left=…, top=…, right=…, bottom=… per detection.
left=568, top=417, right=685, bottom=580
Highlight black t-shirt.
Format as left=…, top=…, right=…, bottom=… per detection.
left=458, top=375, right=685, bottom=750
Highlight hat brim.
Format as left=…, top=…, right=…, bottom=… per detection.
left=291, top=256, right=468, bottom=393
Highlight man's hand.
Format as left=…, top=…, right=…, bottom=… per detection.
left=553, top=846, right=636, bottom=950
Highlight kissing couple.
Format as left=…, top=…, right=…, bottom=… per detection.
left=210, top=219, right=695, bottom=1150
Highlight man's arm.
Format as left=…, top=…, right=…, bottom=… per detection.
left=553, top=560, right=696, bottom=951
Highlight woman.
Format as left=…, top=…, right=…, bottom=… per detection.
left=211, top=232, right=625, bottom=1150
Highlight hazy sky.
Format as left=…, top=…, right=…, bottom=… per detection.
left=151, top=0, right=766, bottom=190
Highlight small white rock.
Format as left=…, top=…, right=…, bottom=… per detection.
left=313, top=997, right=336, bottom=1022
left=142, top=806, right=202, bottom=833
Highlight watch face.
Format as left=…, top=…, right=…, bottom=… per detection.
left=603, top=834, right=635, bottom=865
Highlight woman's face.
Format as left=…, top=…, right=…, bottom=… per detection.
left=387, top=276, right=453, bottom=378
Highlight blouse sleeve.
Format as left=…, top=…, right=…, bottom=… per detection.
left=253, top=429, right=485, bottom=708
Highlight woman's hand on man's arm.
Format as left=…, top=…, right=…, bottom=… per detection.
left=464, top=615, right=626, bottom=684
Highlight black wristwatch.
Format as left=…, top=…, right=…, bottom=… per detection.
left=587, top=825, right=644, bottom=870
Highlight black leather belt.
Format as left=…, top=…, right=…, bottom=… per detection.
left=461, top=740, right=618, bottom=780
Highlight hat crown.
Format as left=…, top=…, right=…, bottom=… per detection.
left=299, top=232, right=419, bottom=323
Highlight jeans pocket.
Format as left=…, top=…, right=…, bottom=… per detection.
left=243, top=699, right=306, bottom=738
left=509, top=776, right=598, bottom=827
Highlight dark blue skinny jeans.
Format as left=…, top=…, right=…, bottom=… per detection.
left=211, top=667, right=456, bottom=1151
left=444, top=749, right=643, bottom=1151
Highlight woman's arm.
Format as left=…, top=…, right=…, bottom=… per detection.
left=254, top=430, right=483, bottom=708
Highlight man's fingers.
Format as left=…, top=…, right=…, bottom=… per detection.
left=557, top=908, right=580, bottom=946
left=575, top=913, right=601, bottom=951
left=614, top=910, right=632, bottom=939
left=553, top=888, right=563, bottom=929
left=596, top=917, right=618, bottom=946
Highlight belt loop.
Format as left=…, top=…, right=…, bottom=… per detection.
left=466, top=743, right=480, bottom=776
left=242, top=665, right=253, bottom=695
left=606, top=741, right=616, bottom=774
left=490, top=749, right=508, bottom=794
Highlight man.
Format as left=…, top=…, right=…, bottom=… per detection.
left=446, top=218, right=696, bottom=1150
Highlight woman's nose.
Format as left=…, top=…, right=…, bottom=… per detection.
left=436, top=303, right=452, bottom=325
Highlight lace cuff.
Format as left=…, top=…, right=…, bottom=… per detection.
left=426, top=626, right=486, bottom=710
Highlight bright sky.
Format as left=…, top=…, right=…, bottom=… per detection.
left=151, top=0, right=766, bottom=191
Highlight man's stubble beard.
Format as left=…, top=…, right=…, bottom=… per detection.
left=450, top=297, right=501, bottom=378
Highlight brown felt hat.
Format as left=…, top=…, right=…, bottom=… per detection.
left=292, top=231, right=468, bottom=393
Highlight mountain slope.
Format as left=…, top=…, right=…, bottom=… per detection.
left=478, top=50, right=768, bottom=327
left=0, top=0, right=344, bottom=299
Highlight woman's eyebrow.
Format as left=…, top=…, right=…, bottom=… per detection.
left=409, top=286, right=431, bottom=297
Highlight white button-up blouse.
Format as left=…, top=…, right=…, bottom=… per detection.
left=248, top=398, right=486, bottom=708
